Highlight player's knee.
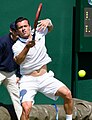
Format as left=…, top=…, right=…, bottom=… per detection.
left=65, top=90, right=72, bottom=101
left=23, top=104, right=32, bottom=117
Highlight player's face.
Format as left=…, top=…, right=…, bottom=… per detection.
left=16, top=20, right=31, bottom=39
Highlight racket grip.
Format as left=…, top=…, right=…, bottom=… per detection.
left=32, top=32, right=35, bottom=40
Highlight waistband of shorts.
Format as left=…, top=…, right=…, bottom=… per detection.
left=19, top=70, right=54, bottom=83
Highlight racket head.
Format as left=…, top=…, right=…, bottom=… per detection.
left=34, top=3, right=42, bottom=29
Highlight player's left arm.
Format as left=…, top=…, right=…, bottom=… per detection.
left=37, top=19, right=53, bottom=32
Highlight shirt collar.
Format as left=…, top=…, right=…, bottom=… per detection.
left=19, top=37, right=29, bottom=43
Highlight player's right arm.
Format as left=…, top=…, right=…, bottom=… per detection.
left=13, top=40, right=35, bottom=65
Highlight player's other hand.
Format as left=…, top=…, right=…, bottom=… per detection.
left=37, top=19, right=49, bottom=31
left=37, top=19, right=53, bottom=32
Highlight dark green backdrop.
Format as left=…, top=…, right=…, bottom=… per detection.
left=0, top=0, right=75, bottom=104
left=72, top=0, right=92, bottom=102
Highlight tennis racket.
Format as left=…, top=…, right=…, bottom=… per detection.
left=32, top=3, right=42, bottom=40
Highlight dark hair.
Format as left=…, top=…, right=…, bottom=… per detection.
left=15, top=17, right=30, bottom=29
left=10, top=22, right=16, bottom=31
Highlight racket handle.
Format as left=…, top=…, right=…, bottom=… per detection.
left=32, top=31, right=35, bottom=40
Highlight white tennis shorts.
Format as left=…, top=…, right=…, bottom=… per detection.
left=19, top=70, right=66, bottom=104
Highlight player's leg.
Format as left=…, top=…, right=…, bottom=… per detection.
left=19, top=75, right=37, bottom=120
left=55, top=86, right=73, bottom=119
left=20, top=101, right=32, bottom=120
left=39, top=71, right=73, bottom=120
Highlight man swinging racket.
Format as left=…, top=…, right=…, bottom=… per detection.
left=12, top=3, right=73, bottom=120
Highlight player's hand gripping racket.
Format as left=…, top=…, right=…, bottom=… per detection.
left=32, top=3, right=42, bottom=40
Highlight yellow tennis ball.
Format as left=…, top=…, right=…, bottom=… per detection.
left=78, top=70, right=86, bottom=77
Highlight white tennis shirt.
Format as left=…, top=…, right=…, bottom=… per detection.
left=12, top=28, right=52, bottom=75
